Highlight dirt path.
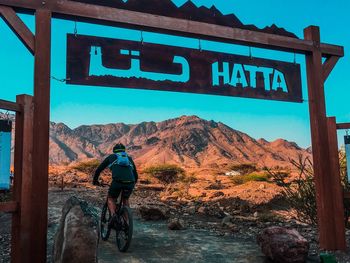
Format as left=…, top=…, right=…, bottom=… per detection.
left=47, top=189, right=265, bottom=263
left=98, top=215, right=265, bottom=263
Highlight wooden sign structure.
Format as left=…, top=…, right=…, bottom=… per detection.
left=67, top=34, right=303, bottom=102
left=0, top=0, right=347, bottom=262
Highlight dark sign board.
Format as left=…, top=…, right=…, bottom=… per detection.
left=66, top=34, right=302, bottom=102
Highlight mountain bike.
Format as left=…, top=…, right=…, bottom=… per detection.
left=100, top=190, right=133, bottom=252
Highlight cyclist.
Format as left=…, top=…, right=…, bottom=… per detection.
left=93, top=143, right=138, bottom=218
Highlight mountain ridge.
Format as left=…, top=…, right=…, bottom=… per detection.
left=49, top=115, right=310, bottom=168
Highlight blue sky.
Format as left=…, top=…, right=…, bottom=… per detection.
left=0, top=0, right=349, bottom=148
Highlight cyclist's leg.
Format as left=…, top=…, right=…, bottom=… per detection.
left=121, top=183, right=135, bottom=207
left=107, top=197, right=117, bottom=216
left=108, top=180, right=122, bottom=216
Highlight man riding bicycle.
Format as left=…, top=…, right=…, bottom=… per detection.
left=93, top=143, right=138, bottom=218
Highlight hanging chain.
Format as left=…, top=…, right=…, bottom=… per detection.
left=198, top=39, right=202, bottom=52
left=140, top=31, right=144, bottom=45
left=249, top=47, right=252, bottom=59
left=293, top=53, right=297, bottom=64
left=74, top=21, right=78, bottom=37
left=346, top=129, right=349, bottom=136
left=51, top=76, right=70, bottom=82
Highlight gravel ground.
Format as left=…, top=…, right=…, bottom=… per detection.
left=1, top=187, right=350, bottom=262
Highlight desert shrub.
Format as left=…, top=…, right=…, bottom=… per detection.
left=228, top=163, right=257, bottom=175
left=267, top=155, right=317, bottom=224
left=231, top=172, right=270, bottom=185
left=72, top=159, right=100, bottom=174
left=144, top=164, right=185, bottom=184
left=258, top=211, right=283, bottom=222
left=340, top=148, right=350, bottom=226
left=268, top=153, right=350, bottom=226
left=178, top=173, right=197, bottom=184
left=0, top=191, right=12, bottom=202
left=269, top=171, right=290, bottom=187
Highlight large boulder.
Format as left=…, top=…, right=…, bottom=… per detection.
left=257, top=226, right=309, bottom=263
left=138, top=205, right=169, bottom=220
left=53, top=196, right=99, bottom=263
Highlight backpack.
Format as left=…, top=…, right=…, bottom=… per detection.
left=109, top=152, right=135, bottom=182
left=109, top=152, right=131, bottom=168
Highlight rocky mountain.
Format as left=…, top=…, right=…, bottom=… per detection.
left=49, top=115, right=310, bottom=168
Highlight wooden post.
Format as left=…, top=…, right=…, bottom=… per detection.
left=327, top=117, right=346, bottom=249
left=30, top=9, right=51, bottom=262
left=304, top=26, right=346, bottom=250
left=11, top=95, right=34, bottom=263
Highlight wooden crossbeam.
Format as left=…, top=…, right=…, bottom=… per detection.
left=323, top=56, right=340, bottom=82
left=0, top=201, right=18, bottom=213
left=0, top=5, right=35, bottom=54
left=0, top=0, right=344, bottom=57
left=337, top=123, right=350, bottom=130
left=0, top=98, right=22, bottom=112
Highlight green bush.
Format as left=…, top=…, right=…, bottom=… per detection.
left=231, top=172, right=270, bottom=185
left=144, top=164, right=185, bottom=184
left=228, top=163, right=257, bottom=175
left=72, top=159, right=100, bottom=174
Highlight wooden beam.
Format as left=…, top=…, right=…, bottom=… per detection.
left=337, top=123, right=350, bottom=130
left=304, top=26, right=343, bottom=251
left=11, top=95, right=34, bottom=263
left=0, top=5, right=35, bottom=54
left=18, top=95, right=34, bottom=263
left=11, top=95, right=25, bottom=263
left=0, top=98, right=22, bottom=112
left=0, top=0, right=344, bottom=57
left=323, top=56, right=340, bottom=82
left=0, top=201, right=18, bottom=213
left=326, top=117, right=346, bottom=250
left=29, top=9, right=51, bottom=263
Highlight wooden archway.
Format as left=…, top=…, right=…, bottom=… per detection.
left=0, top=1, right=347, bottom=262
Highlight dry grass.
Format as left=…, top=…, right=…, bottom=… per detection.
left=71, top=159, right=100, bottom=174
left=230, top=172, right=270, bottom=185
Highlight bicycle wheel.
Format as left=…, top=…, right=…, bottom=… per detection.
left=116, top=206, right=133, bottom=252
left=100, top=203, right=111, bottom=241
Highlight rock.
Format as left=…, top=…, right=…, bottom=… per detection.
left=221, top=215, right=233, bottom=226
left=253, top=212, right=259, bottom=218
left=257, top=226, right=309, bottom=263
left=168, top=218, right=186, bottom=230
left=53, top=196, right=99, bottom=263
left=225, top=171, right=241, bottom=176
left=138, top=205, right=169, bottom=220
left=225, top=223, right=236, bottom=232
left=186, top=206, right=196, bottom=214
left=259, top=184, right=266, bottom=190
left=197, top=206, right=206, bottom=214
left=200, top=192, right=207, bottom=197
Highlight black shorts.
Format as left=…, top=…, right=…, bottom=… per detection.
left=108, top=180, right=135, bottom=199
